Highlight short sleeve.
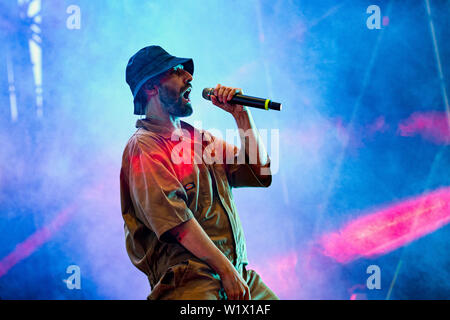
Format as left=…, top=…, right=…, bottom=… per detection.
left=125, top=138, right=194, bottom=240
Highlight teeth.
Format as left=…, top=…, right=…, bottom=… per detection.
left=182, top=87, right=191, bottom=100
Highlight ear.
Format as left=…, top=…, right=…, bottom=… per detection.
left=144, top=84, right=158, bottom=98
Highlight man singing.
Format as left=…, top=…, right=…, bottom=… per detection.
left=120, top=45, right=278, bottom=300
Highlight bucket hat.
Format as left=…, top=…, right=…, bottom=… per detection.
left=126, top=46, right=194, bottom=115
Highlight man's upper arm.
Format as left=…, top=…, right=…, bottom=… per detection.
left=219, top=137, right=272, bottom=188
left=125, top=138, right=194, bottom=240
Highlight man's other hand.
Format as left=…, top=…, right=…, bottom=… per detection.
left=218, top=261, right=251, bottom=300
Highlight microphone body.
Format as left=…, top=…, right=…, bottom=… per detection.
left=202, top=88, right=282, bottom=111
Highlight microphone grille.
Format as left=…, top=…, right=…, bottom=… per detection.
left=202, top=88, right=213, bottom=101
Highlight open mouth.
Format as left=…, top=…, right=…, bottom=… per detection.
left=181, top=86, right=192, bottom=102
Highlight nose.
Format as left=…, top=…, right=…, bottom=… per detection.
left=183, top=70, right=193, bottom=84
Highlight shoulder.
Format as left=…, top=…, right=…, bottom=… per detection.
left=180, top=120, right=216, bottom=143
left=123, top=129, right=170, bottom=160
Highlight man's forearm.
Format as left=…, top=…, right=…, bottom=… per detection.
left=169, top=218, right=250, bottom=300
left=169, top=218, right=230, bottom=274
left=233, top=109, right=269, bottom=167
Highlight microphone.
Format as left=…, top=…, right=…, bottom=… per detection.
left=202, top=88, right=282, bottom=111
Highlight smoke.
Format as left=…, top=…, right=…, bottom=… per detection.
left=398, top=111, right=450, bottom=145
left=1, top=0, right=449, bottom=300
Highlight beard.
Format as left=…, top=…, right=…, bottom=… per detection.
left=159, top=84, right=193, bottom=118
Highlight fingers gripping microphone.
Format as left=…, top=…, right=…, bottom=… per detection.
left=202, top=88, right=282, bottom=111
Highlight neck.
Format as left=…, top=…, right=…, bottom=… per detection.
left=145, top=100, right=181, bottom=131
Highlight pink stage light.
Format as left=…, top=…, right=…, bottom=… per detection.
left=0, top=206, right=76, bottom=278
left=320, top=187, right=450, bottom=263
left=398, top=111, right=450, bottom=145
left=248, top=250, right=300, bottom=298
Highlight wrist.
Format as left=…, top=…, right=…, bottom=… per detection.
left=232, top=108, right=251, bottom=128
left=212, top=256, right=234, bottom=276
